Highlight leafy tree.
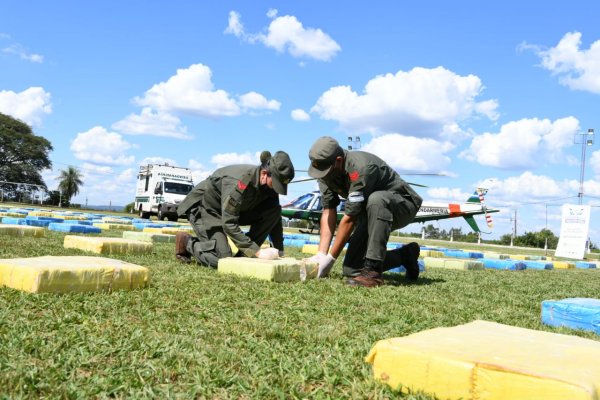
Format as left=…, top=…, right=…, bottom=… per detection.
left=124, top=202, right=135, bottom=213
left=58, top=166, right=83, bottom=204
left=0, top=113, right=53, bottom=196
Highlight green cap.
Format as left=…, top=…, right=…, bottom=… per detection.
left=308, top=136, right=343, bottom=179
left=268, top=151, right=295, bottom=195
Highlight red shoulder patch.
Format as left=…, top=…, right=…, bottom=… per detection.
left=237, top=180, right=247, bottom=190
left=348, top=171, right=360, bottom=182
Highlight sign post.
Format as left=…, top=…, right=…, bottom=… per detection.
left=555, top=204, right=591, bottom=260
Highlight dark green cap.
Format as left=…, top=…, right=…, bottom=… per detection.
left=308, top=136, right=343, bottom=179
left=268, top=151, right=295, bottom=195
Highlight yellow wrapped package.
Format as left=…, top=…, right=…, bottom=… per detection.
left=365, top=320, right=600, bottom=400
left=419, top=249, right=444, bottom=258
left=64, top=235, right=152, bottom=255
left=218, top=257, right=318, bottom=282
left=0, top=256, right=149, bottom=293
left=422, top=257, right=484, bottom=270
left=93, top=223, right=135, bottom=231
left=122, top=231, right=175, bottom=243
left=0, top=224, right=45, bottom=237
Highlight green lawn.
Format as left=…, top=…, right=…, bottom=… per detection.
left=1, top=230, right=599, bottom=399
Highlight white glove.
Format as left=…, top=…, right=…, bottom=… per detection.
left=305, top=252, right=336, bottom=278
left=256, top=247, right=280, bottom=260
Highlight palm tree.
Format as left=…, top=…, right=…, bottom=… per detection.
left=58, top=166, right=83, bottom=204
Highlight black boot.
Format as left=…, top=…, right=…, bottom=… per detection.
left=382, top=242, right=420, bottom=281
left=175, top=232, right=192, bottom=263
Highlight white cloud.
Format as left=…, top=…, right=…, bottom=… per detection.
left=188, top=159, right=212, bottom=184
left=71, top=126, right=135, bottom=166
left=81, top=163, right=114, bottom=175
left=76, top=168, right=137, bottom=206
left=311, top=66, right=498, bottom=138
left=211, top=152, right=260, bottom=168
left=533, top=32, right=600, bottom=94
left=589, top=150, right=600, bottom=178
left=291, top=108, right=310, bottom=121
left=461, top=117, right=580, bottom=169
left=361, top=134, right=454, bottom=173
left=134, top=64, right=279, bottom=118
left=483, top=172, right=572, bottom=204
left=112, top=107, right=192, bottom=139
left=135, top=64, right=240, bottom=117
left=0, top=87, right=52, bottom=127
left=2, top=44, right=44, bottom=63
left=238, top=91, right=280, bottom=111
left=225, top=9, right=341, bottom=61
left=139, top=157, right=178, bottom=167
left=425, top=187, right=471, bottom=202
left=224, top=11, right=244, bottom=37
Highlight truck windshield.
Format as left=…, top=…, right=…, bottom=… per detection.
left=164, top=182, right=193, bottom=195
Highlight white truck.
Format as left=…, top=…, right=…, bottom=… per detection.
left=134, top=164, right=194, bottom=221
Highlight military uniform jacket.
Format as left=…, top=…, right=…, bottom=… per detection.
left=318, top=150, right=422, bottom=216
left=178, top=165, right=280, bottom=256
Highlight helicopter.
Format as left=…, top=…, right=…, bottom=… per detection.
left=281, top=188, right=498, bottom=234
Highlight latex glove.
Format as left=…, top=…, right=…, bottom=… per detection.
left=316, top=253, right=336, bottom=278
left=256, top=247, right=280, bottom=260
left=305, top=251, right=326, bottom=265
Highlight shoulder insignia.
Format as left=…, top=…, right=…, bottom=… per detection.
left=237, top=180, right=247, bottom=191
left=348, top=171, right=360, bottom=182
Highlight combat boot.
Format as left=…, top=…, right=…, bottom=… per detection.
left=382, top=242, right=421, bottom=281
left=175, top=232, right=192, bottom=263
left=400, top=242, right=420, bottom=281
left=346, top=259, right=384, bottom=288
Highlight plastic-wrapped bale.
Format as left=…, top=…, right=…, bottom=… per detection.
left=1, top=217, right=27, bottom=225
left=420, top=249, right=444, bottom=258
left=0, top=224, right=45, bottom=237
left=365, top=320, right=600, bottom=399
left=551, top=261, right=575, bottom=269
left=522, top=260, right=554, bottom=270
left=442, top=249, right=484, bottom=259
left=64, top=235, right=152, bottom=255
left=92, top=223, right=135, bottom=231
left=284, top=238, right=307, bottom=248
left=161, top=226, right=194, bottom=235
left=101, top=217, right=132, bottom=225
left=483, top=252, right=510, bottom=260
left=542, top=298, right=600, bottom=335
left=63, top=220, right=92, bottom=226
left=385, top=260, right=425, bottom=274
left=123, top=231, right=175, bottom=243
left=509, top=254, right=530, bottom=260
left=0, top=256, right=149, bottom=293
left=49, top=223, right=102, bottom=234
left=301, top=244, right=320, bottom=255
left=218, top=257, right=318, bottom=282
left=481, top=259, right=526, bottom=270
left=575, top=261, right=597, bottom=269
left=27, top=211, right=55, bottom=217
left=422, top=257, right=484, bottom=270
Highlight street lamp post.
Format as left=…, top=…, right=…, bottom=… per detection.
left=576, top=128, right=595, bottom=205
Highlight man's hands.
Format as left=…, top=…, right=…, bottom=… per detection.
left=305, top=252, right=336, bottom=278
left=256, top=247, right=280, bottom=260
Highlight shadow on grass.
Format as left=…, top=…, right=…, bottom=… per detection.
left=382, top=275, right=446, bottom=286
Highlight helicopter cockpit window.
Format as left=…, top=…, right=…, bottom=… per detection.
left=337, top=199, right=346, bottom=212
left=314, top=196, right=323, bottom=211
left=291, top=193, right=315, bottom=210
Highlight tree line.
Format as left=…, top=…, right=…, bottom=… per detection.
left=0, top=112, right=83, bottom=207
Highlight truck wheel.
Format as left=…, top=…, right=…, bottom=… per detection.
left=167, top=215, right=178, bottom=222
left=139, top=206, right=149, bottom=219
left=157, top=208, right=166, bottom=221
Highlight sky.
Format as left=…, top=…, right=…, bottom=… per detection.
left=2, top=1, right=600, bottom=243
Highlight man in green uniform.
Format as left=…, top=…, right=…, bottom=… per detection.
left=306, top=136, right=423, bottom=287
left=175, top=151, right=295, bottom=268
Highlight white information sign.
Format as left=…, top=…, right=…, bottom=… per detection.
left=555, top=204, right=591, bottom=260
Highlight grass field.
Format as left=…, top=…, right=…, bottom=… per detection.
left=1, top=227, right=600, bottom=399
